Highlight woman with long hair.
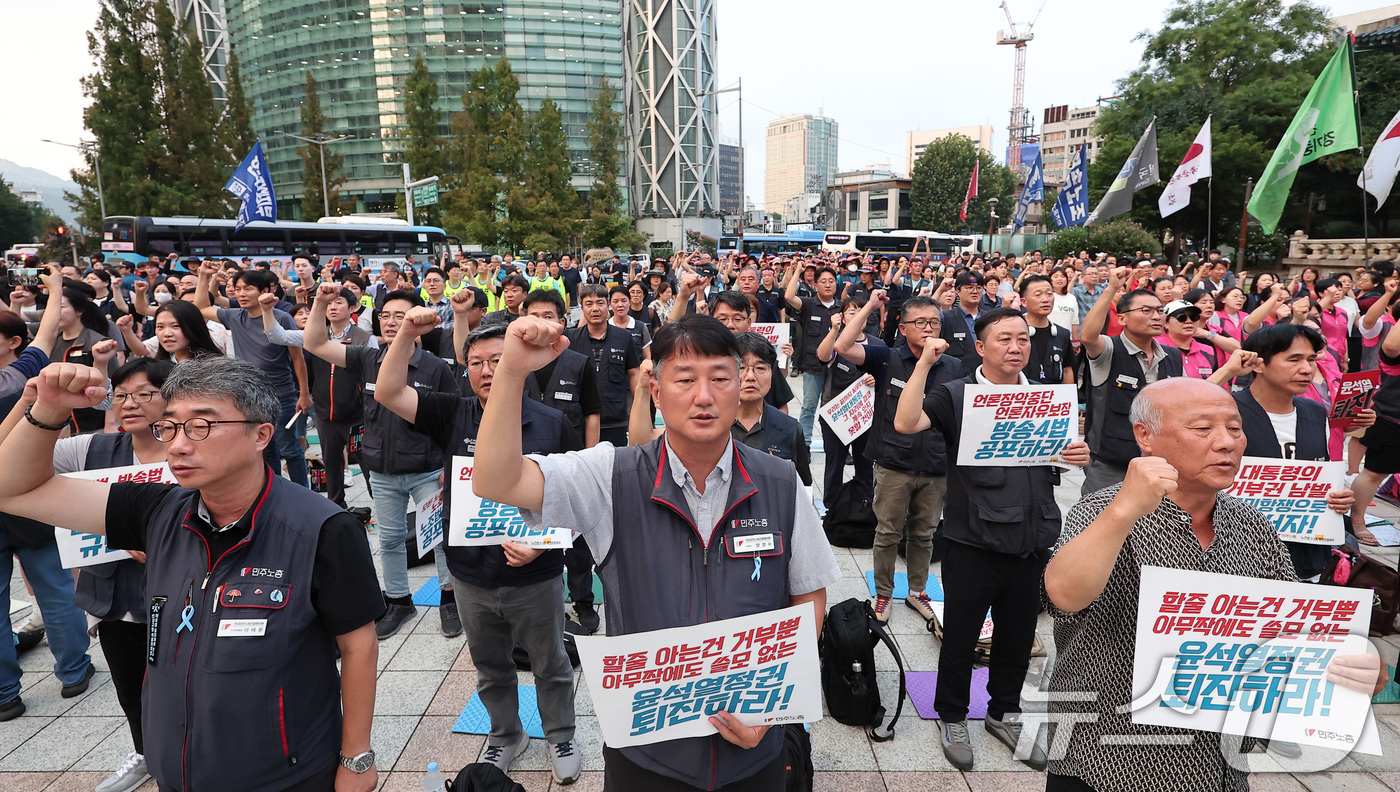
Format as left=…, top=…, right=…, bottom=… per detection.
left=116, top=299, right=223, bottom=362
left=1048, top=266, right=1079, bottom=336
left=48, top=287, right=119, bottom=432
left=1212, top=286, right=1249, bottom=343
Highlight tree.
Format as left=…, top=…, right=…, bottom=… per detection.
left=442, top=59, right=528, bottom=249
left=152, top=2, right=228, bottom=216
left=584, top=77, right=646, bottom=251
left=402, top=55, right=445, bottom=226
left=0, top=180, right=49, bottom=251
left=908, top=135, right=1015, bottom=233
left=521, top=97, right=579, bottom=252
left=298, top=72, right=347, bottom=221
left=220, top=48, right=259, bottom=170
left=1046, top=219, right=1162, bottom=259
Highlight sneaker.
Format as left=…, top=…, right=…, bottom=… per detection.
left=550, top=739, right=582, bottom=785
left=574, top=602, right=601, bottom=635
left=96, top=751, right=150, bottom=792
left=481, top=732, right=529, bottom=773
left=61, top=663, right=95, bottom=698
left=905, top=591, right=935, bottom=622
left=940, top=719, right=975, bottom=770
left=375, top=602, right=417, bottom=640
left=14, top=626, right=44, bottom=653
left=439, top=602, right=462, bottom=638
left=985, top=713, right=1047, bottom=770
left=0, top=696, right=24, bottom=722
left=872, top=595, right=892, bottom=624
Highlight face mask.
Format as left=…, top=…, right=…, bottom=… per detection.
left=155, top=292, right=174, bottom=304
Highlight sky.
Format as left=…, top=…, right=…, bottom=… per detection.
left=1, top=0, right=1388, bottom=205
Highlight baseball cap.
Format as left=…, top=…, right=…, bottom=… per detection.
left=860, top=263, right=875, bottom=273
left=464, top=286, right=489, bottom=308
left=1163, top=300, right=1201, bottom=320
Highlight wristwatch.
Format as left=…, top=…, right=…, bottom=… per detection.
left=339, top=750, right=375, bottom=773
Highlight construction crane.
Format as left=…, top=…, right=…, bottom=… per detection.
left=996, top=0, right=1046, bottom=181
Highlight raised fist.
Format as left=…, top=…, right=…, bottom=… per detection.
left=1116, top=456, right=1180, bottom=520
left=35, top=362, right=110, bottom=412
left=314, top=282, right=341, bottom=305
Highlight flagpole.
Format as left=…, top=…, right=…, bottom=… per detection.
left=1207, top=177, right=1213, bottom=251
left=1348, top=33, right=1371, bottom=269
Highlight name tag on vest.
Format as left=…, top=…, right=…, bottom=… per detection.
left=733, top=533, right=775, bottom=553
left=1115, top=374, right=1139, bottom=388
left=890, top=378, right=907, bottom=389
left=953, top=332, right=966, bottom=340
left=217, top=619, right=267, bottom=637
left=554, top=391, right=574, bottom=401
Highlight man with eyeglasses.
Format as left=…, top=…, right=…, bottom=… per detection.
left=835, top=293, right=962, bottom=624
left=940, top=272, right=986, bottom=370
left=1079, top=266, right=1184, bottom=495
left=0, top=356, right=384, bottom=792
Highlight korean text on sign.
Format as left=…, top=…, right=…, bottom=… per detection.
left=448, top=455, right=571, bottom=548
left=956, top=384, right=1077, bottom=467
left=575, top=602, right=823, bottom=748
left=1132, top=566, right=1379, bottom=753
left=1224, top=457, right=1345, bottom=545
left=748, top=323, right=790, bottom=368
left=415, top=488, right=445, bottom=555
left=818, top=380, right=875, bottom=446
left=54, top=463, right=179, bottom=568
left=1329, top=372, right=1379, bottom=429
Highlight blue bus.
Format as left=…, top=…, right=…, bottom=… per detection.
left=717, top=231, right=826, bottom=257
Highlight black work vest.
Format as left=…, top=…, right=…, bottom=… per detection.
left=524, top=348, right=589, bottom=439
left=308, top=325, right=372, bottom=424
left=797, top=297, right=840, bottom=372
left=142, top=473, right=343, bottom=792
left=565, top=324, right=634, bottom=427
left=438, top=396, right=570, bottom=588
left=944, top=378, right=1062, bottom=555
left=1027, top=322, right=1074, bottom=385
left=735, top=403, right=802, bottom=462
left=1085, top=336, right=1183, bottom=468
left=603, top=438, right=797, bottom=789
left=73, top=433, right=146, bottom=621
left=867, top=346, right=963, bottom=476
left=359, top=345, right=451, bottom=475
left=940, top=308, right=982, bottom=369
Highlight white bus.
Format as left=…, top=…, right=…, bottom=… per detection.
left=821, top=230, right=976, bottom=261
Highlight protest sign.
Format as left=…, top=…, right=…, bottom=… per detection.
left=818, top=380, right=875, bottom=445
left=54, top=462, right=177, bottom=568
left=748, top=323, right=790, bottom=367
left=956, top=384, right=1076, bottom=466
left=415, top=488, right=445, bottom=556
left=1133, top=566, right=1379, bottom=752
left=448, top=456, right=571, bottom=548
left=575, top=602, right=822, bottom=748
left=1330, top=371, right=1380, bottom=429
left=1225, top=457, right=1345, bottom=545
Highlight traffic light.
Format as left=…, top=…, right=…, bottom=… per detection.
left=54, top=225, right=67, bottom=246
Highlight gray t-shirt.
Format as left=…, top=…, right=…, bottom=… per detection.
left=523, top=437, right=841, bottom=597
left=217, top=307, right=298, bottom=394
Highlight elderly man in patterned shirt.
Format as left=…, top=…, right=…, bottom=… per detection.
left=1041, top=377, right=1387, bottom=792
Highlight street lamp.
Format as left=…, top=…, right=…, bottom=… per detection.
left=279, top=131, right=353, bottom=217
left=698, top=79, right=742, bottom=245
left=42, top=139, right=105, bottom=220
left=986, top=197, right=1000, bottom=240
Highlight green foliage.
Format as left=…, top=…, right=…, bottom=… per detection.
left=152, top=2, right=227, bottom=217
left=220, top=49, right=258, bottom=166
left=909, top=135, right=1016, bottom=234
left=441, top=59, right=527, bottom=249
left=403, top=55, right=445, bottom=227
left=521, top=97, right=578, bottom=252
left=1044, top=226, right=1090, bottom=260
left=685, top=230, right=717, bottom=256
left=1047, top=219, right=1162, bottom=259
left=0, top=180, right=51, bottom=251
left=298, top=72, right=347, bottom=221
left=584, top=78, right=646, bottom=252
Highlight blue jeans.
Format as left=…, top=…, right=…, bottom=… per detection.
left=0, top=536, right=93, bottom=704
left=368, top=469, right=450, bottom=599
left=264, top=389, right=309, bottom=488
left=799, top=372, right=824, bottom=445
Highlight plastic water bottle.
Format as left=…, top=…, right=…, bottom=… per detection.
left=423, top=761, right=445, bottom=792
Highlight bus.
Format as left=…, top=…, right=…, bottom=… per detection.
left=100, top=216, right=456, bottom=270
left=717, top=230, right=826, bottom=257
left=821, top=230, right=976, bottom=260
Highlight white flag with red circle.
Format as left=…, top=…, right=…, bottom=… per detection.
left=1158, top=117, right=1212, bottom=218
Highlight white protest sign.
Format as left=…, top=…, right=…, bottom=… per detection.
left=575, top=602, right=823, bottom=748
left=818, top=380, right=875, bottom=445
left=931, top=600, right=993, bottom=640
left=749, top=323, right=790, bottom=367
left=1224, top=458, right=1346, bottom=545
left=1133, top=566, right=1379, bottom=753
left=956, top=384, right=1076, bottom=467
left=54, top=462, right=178, bottom=568
left=448, top=456, right=571, bottom=548
left=415, top=488, right=445, bottom=556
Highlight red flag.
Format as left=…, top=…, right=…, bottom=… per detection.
left=960, top=160, right=979, bottom=222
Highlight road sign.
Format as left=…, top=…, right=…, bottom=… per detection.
left=413, top=183, right=439, bottom=208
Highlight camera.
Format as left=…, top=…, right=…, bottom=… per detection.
left=7, top=267, right=41, bottom=287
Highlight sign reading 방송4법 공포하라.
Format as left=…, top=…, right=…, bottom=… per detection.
left=956, top=384, right=1076, bottom=467
left=448, top=456, right=571, bottom=548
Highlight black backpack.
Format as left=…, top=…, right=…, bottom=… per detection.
left=450, top=763, right=525, bottom=792
left=819, top=598, right=906, bottom=740
left=781, top=724, right=814, bottom=792
left=822, top=478, right=877, bottom=548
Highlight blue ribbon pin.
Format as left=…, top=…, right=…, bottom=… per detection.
left=177, top=604, right=195, bottom=633
left=751, top=557, right=762, bottom=582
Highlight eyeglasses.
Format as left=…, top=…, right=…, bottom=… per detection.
left=111, top=391, right=159, bottom=405
left=900, top=319, right=942, bottom=330
left=739, top=364, right=772, bottom=377
left=466, top=356, right=502, bottom=372
left=1124, top=306, right=1167, bottom=316
left=151, top=419, right=259, bottom=442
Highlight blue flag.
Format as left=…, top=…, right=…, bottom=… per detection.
left=224, top=142, right=276, bottom=232
left=1050, top=143, right=1089, bottom=229
left=1011, top=150, right=1044, bottom=236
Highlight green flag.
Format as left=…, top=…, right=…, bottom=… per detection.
left=1248, top=41, right=1359, bottom=234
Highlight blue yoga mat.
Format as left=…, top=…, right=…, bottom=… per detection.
left=412, top=577, right=442, bottom=607
left=453, top=687, right=546, bottom=739
left=863, top=570, right=944, bottom=601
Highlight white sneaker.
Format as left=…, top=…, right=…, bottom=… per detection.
left=481, top=731, right=529, bottom=773
left=96, top=751, right=150, bottom=792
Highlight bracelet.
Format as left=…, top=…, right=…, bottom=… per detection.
left=24, top=404, right=70, bottom=432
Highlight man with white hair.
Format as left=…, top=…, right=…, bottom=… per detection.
left=1040, top=377, right=1386, bottom=792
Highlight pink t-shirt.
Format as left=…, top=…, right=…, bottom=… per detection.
left=1161, top=335, right=1218, bottom=379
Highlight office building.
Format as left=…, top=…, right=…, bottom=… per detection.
left=718, top=136, right=743, bottom=216
left=225, top=0, right=625, bottom=217
left=764, top=113, right=838, bottom=215
left=905, top=125, right=994, bottom=173
left=1040, top=105, right=1102, bottom=188
left=825, top=168, right=911, bottom=233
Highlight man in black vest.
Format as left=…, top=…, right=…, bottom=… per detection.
left=893, top=307, right=1089, bottom=771
left=0, top=357, right=384, bottom=792
left=1018, top=275, right=1076, bottom=385
left=1236, top=324, right=1364, bottom=580
left=1079, top=266, right=1185, bottom=495
left=941, top=271, right=985, bottom=370
left=373, top=312, right=584, bottom=784
left=783, top=263, right=842, bottom=444
left=565, top=284, right=640, bottom=447
left=474, top=315, right=841, bottom=791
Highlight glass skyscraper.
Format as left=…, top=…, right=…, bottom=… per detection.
left=226, top=0, right=624, bottom=218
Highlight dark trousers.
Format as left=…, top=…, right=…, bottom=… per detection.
left=97, top=619, right=146, bottom=754
left=602, top=746, right=784, bottom=792
left=1045, top=773, right=1097, bottom=791
left=160, top=762, right=337, bottom=792
left=820, top=416, right=872, bottom=502
left=599, top=426, right=628, bottom=447
left=317, top=418, right=355, bottom=508
left=934, top=540, right=1046, bottom=722
left=565, top=538, right=597, bottom=606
